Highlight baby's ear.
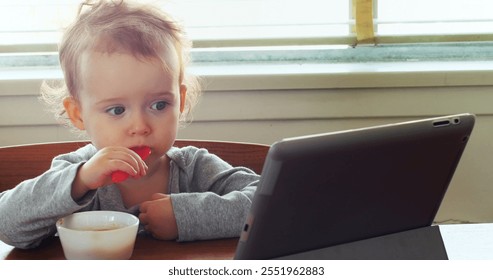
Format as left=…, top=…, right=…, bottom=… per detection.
left=63, top=97, right=85, bottom=130
left=179, top=84, right=187, bottom=113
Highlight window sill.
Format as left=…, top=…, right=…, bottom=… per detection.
left=2, top=60, right=493, bottom=96
left=3, top=42, right=493, bottom=93
left=193, top=60, right=493, bottom=90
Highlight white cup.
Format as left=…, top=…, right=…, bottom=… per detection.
left=56, top=211, right=139, bottom=260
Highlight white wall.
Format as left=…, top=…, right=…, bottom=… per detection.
left=1, top=61, right=493, bottom=224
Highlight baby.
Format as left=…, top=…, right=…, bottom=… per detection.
left=0, top=0, right=259, bottom=249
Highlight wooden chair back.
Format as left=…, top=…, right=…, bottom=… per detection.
left=0, top=140, right=269, bottom=192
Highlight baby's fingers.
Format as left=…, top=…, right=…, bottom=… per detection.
left=109, top=156, right=139, bottom=174
left=139, top=212, right=149, bottom=225
left=108, top=150, right=147, bottom=182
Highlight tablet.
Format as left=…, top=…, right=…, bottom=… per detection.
left=235, top=113, right=475, bottom=259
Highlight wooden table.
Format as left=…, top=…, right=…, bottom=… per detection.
left=1, top=234, right=239, bottom=260
left=4, top=223, right=493, bottom=260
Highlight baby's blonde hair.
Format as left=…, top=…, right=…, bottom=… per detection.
left=41, top=0, right=201, bottom=125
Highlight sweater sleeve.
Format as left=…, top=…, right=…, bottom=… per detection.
left=167, top=146, right=260, bottom=242
left=0, top=144, right=98, bottom=249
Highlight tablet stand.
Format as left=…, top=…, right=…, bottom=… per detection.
left=276, top=226, right=448, bottom=260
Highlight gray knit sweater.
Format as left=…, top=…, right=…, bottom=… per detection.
left=0, top=144, right=259, bottom=249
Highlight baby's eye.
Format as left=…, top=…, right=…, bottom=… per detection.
left=151, top=101, right=167, bottom=111
left=106, top=106, right=125, bottom=116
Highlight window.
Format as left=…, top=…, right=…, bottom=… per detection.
left=1, top=0, right=493, bottom=63
left=378, top=0, right=493, bottom=36
left=3, top=0, right=493, bottom=50
left=0, top=0, right=348, bottom=52
left=376, top=0, right=493, bottom=44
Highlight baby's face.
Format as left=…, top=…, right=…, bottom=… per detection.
left=75, top=49, right=185, bottom=161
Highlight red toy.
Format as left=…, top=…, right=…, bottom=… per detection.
left=111, top=146, right=151, bottom=183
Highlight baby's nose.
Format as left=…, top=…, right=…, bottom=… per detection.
left=128, top=114, right=151, bottom=136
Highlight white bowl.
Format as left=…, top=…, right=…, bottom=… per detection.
left=56, top=211, right=139, bottom=260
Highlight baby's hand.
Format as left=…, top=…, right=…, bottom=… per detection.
left=139, top=193, right=178, bottom=240
left=111, top=146, right=151, bottom=183
left=71, top=146, right=148, bottom=200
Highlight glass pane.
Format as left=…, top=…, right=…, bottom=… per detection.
left=164, top=0, right=349, bottom=39
left=378, top=0, right=493, bottom=35
left=0, top=0, right=349, bottom=46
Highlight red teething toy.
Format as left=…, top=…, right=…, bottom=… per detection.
left=111, top=146, right=151, bottom=183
